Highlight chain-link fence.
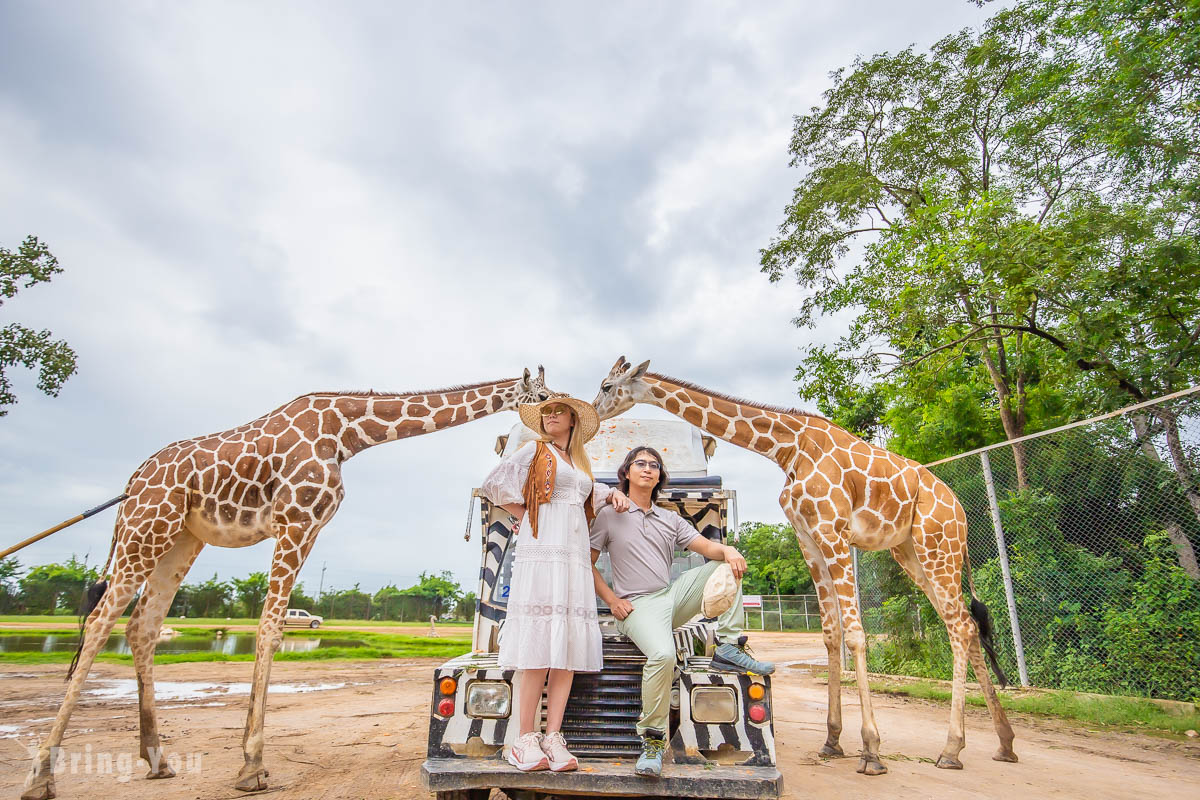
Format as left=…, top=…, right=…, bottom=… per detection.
left=856, top=386, right=1200, bottom=702
left=742, top=594, right=823, bottom=632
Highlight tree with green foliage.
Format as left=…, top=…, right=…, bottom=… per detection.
left=759, top=13, right=1103, bottom=486
left=17, top=556, right=98, bottom=614
left=0, top=557, right=23, bottom=613
left=322, top=584, right=372, bottom=620
left=761, top=0, right=1200, bottom=573
left=372, top=584, right=410, bottom=620
left=400, top=570, right=463, bottom=618
left=454, top=591, right=477, bottom=621
left=1002, top=0, right=1199, bottom=194
left=184, top=573, right=232, bottom=617
left=736, top=522, right=813, bottom=596
left=1, top=236, right=78, bottom=416
left=288, top=582, right=317, bottom=611
left=231, top=572, right=269, bottom=618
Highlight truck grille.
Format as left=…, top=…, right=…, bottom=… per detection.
left=543, top=636, right=646, bottom=758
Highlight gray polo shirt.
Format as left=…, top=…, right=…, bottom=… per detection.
left=590, top=502, right=700, bottom=599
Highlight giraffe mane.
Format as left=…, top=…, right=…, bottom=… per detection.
left=290, top=378, right=522, bottom=403
left=646, top=373, right=825, bottom=420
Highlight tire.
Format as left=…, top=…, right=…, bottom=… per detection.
left=310, top=620, right=321, bottom=629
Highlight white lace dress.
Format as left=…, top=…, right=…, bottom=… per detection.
left=481, top=441, right=610, bottom=672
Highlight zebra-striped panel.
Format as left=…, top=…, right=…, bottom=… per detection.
left=672, top=663, right=776, bottom=767
left=428, top=653, right=516, bottom=758
left=673, top=618, right=717, bottom=662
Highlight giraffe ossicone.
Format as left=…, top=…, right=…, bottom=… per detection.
left=593, top=355, right=1017, bottom=774
left=20, top=368, right=552, bottom=800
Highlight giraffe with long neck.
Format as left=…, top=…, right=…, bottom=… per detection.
left=593, top=357, right=1016, bottom=775
left=21, top=369, right=551, bottom=800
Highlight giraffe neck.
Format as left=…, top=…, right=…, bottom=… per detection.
left=643, top=375, right=820, bottom=469
left=309, top=379, right=522, bottom=460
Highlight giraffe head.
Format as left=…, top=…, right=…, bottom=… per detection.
left=593, top=355, right=651, bottom=420
left=512, top=365, right=553, bottom=407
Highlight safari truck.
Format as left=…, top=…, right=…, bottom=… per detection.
left=421, top=418, right=782, bottom=800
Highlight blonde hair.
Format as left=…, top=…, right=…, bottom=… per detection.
left=539, top=410, right=594, bottom=480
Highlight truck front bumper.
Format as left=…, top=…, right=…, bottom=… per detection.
left=421, top=756, right=782, bottom=799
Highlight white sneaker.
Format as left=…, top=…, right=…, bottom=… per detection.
left=506, top=732, right=549, bottom=771
left=540, top=731, right=578, bottom=772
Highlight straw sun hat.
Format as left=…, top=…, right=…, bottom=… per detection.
left=518, top=393, right=601, bottom=444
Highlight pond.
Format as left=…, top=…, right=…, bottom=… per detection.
left=0, top=632, right=369, bottom=655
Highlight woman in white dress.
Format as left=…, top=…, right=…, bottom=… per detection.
left=480, top=393, right=628, bottom=772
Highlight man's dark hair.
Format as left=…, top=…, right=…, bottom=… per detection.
left=617, top=446, right=670, bottom=503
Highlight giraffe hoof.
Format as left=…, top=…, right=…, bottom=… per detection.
left=818, top=743, right=845, bottom=758
left=936, top=754, right=964, bottom=770
left=20, top=777, right=56, bottom=800
left=857, top=756, right=887, bottom=775
left=234, top=767, right=270, bottom=792
left=146, top=762, right=177, bottom=779
left=993, top=748, right=1019, bottom=763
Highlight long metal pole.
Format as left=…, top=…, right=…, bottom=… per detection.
left=0, top=494, right=127, bottom=561
left=980, top=451, right=1030, bottom=686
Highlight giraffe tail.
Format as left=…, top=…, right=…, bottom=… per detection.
left=66, top=494, right=126, bottom=681
left=964, top=555, right=1010, bottom=689
left=66, top=579, right=108, bottom=681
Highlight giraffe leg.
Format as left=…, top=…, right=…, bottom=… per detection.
left=787, top=515, right=847, bottom=759
left=234, top=525, right=323, bottom=792
left=22, top=510, right=179, bottom=800
left=890, top=545, right=1018, bottom=763
left=937, top=629, right=970, bottom=769
left=125, top=531, right=206, bottom=779
left=968, top=637, right=1018, bottom=762
left=891, top=538, right=969, bottom=767
left=827, top=538, right=886, bottom=776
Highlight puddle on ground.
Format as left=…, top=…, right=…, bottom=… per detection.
left=781, top=658, right=828, bottom=668
left=84, top=679, right=350, bottom=703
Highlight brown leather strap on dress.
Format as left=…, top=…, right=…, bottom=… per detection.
left=521, top=442, right=556, bottom=538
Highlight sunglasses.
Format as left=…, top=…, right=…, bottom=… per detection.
left=540, top=405, right=572, bottom=417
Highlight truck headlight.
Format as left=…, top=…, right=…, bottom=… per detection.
left=690, top=686, right=737, bottom=724
left=465, top=681, right=511, bottom=719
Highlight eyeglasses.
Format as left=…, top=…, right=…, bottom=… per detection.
left=631, top=459, right=661, bottom=471
left=541, top=405, right=571, bottom=417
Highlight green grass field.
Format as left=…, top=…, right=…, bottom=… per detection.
left=0, top=628, right=472, bottom=665
left=862, top=678, right=1200, bottom=737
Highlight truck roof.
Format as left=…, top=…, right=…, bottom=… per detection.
left=496, top=418, right=716, bottom=479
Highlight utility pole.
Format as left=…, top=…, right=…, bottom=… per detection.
left=318, top=561, right=327, bottom=601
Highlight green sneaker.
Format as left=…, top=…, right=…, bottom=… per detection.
left=634, top=730, right=666, bottom=777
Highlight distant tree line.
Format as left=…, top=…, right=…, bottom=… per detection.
left=0, top=558, right=473, bottom=622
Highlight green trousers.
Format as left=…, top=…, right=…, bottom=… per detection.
left=615, top=559, right=745, bottom=735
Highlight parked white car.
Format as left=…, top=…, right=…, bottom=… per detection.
left=284, top=608, right=323, bottom=628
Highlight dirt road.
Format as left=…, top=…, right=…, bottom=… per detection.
left=1, top=632, right=1195, bottom=799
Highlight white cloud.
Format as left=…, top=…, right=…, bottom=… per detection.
left=0, top=1, right=999, bottom=599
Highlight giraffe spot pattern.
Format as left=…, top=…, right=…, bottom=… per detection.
left=591, top=366, right=1014, bottom=768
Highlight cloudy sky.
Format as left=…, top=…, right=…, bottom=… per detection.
left=0, top=1, right=997, bottom=601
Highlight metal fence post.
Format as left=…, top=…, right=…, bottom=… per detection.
left=842, top=547, right=862, bottom=670
left=851, top=546, right=862, bottom=622
left=980, top=451, right=1030, bottom=687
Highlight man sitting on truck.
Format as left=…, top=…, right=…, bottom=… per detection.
left=590, top=446, right=775, bottom=778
